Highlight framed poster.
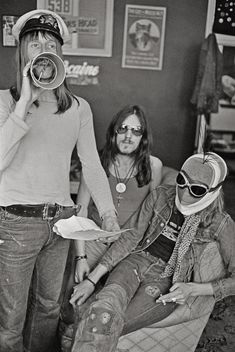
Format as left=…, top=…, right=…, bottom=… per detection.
left=122, top=5, right=166, bottom=70
left=37, top=0, right=114, bottom=56
left=2, top=15, right=19, bottom=46
left=205, top=0, right=235, bottom=47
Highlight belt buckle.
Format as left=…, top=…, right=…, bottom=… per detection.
left=42, top=203, right=54, bottom=221
left=42, top=203, right=62, bottom=220
left=55, top=204, right=62, bottom=218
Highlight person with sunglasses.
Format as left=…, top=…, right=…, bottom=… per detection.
left=59, top=104, right=163, bottom=346
left=75, top=104, right=163, bottom=273
left=69, top=151, right=235, bottom=352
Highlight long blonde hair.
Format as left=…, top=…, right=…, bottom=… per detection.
left=199, top=190, right=224, bottom=228
left=11, top=31, right=79, bottom=113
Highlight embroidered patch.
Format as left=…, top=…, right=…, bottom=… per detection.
left=87, top=307, right=115, bottom=335
left=100, top=312, right=111, bottom=324
left=145, top=285, right=160, bottom=297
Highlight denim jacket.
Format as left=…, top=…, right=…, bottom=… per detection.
left=100, top=185, right=235, bottom=302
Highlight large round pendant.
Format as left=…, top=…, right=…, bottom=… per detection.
left=116, top=182, right=126, bottom=193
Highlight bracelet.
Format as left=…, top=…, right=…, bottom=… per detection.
left=74, top=255, right=87, bottom=261
left=86, top=277, right=96, bottom=288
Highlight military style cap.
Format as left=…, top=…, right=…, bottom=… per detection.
left=12, top=9, right=70, bottom=45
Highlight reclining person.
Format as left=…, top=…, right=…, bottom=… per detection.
left=69, top=152, right=235, bottom=352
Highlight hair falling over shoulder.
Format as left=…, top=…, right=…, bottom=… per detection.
left=199, top=190, right=225, bottom=228
left=100, top=104, right=153, bottom=187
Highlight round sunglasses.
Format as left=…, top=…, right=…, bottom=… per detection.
left=176, top=170, right=222, bottom=198
left=116, top=124, right=144, bottom=137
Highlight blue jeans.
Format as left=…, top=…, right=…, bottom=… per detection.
left=0, top=206, right=76, bottom=352
left=71, top=251, right=175, bottom=352
left=60, top=240, right=109, bottom=325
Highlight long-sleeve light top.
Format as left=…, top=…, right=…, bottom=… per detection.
left=0, top=89, right=115, bottom=217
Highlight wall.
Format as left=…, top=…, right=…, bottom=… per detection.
left=0, top=0, right=209, bottom=169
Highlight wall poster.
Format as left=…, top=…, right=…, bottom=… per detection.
left=37, top=0, right=114, bottom=56
left=122, top=5, right=166, bottom=70
left=2, top=15, right=19, bottom=46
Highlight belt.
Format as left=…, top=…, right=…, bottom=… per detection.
left=1, top=203, right=71, bottom=219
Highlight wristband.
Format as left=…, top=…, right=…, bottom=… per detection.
left=75, top=255, right=87, bottom=261
left=86, top=277, right=96, bottom=288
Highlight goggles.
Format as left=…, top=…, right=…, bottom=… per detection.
left=176, top=170, right=222, bottom=198
left=116, top=124, right=144, bottom=137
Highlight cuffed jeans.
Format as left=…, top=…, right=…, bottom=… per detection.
left=71, top=251, right=175, bottom=352
left=0, top=206, right=76, bottom=352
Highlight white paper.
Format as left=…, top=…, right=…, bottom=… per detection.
left=53, top=215, right=130, bottom=241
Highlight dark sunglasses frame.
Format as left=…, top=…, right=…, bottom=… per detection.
left=116, top=124, right=144, bottom=137
left=176, top=170, right=223, bottom=198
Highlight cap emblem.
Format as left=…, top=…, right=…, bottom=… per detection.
left=39, top=15, right=59, bottom=30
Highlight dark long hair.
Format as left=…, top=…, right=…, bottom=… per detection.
left=100, top=104, right=153, bottom=187
left=10, top=31, right=79, bottom=113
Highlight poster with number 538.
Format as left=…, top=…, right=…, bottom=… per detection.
left=37, top=0, right=114, bottom=56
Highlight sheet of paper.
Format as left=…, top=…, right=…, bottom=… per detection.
left=53, top=215, right=130, bottom=241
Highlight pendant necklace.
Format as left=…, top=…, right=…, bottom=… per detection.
left=113, top=161, right=135, bottom=207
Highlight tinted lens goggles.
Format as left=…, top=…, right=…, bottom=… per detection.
left=176, top=171, right=221, bottom=198
left=116, top=124, right=144, bottom=137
